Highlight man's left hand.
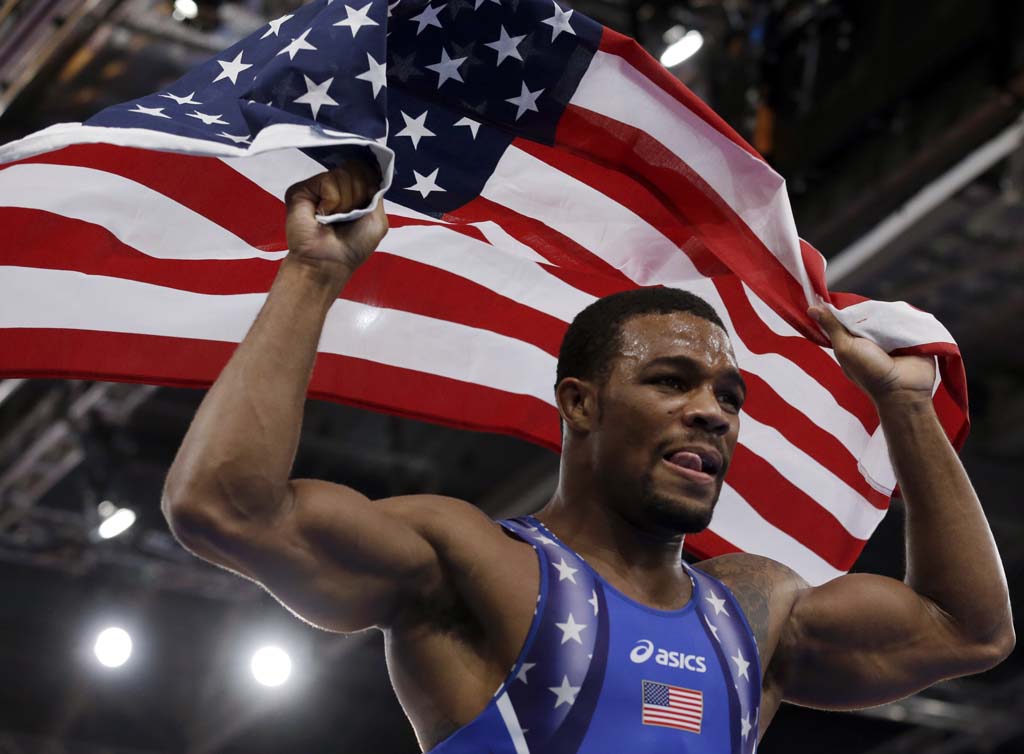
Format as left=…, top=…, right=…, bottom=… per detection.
left=808, top=305, right=936, bottom=405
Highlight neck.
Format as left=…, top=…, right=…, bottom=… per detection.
left=533, top=464, right=691, bottom=608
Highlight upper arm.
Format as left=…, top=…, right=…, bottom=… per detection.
left=772, top=572, right=1008, bottom=710
left=165, top=478, right=487, bottom=633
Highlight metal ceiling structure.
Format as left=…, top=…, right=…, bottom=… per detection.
left=0, top=1, right=1022, bottom=753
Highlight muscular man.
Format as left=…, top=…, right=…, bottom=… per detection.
left=162, top=161, right=1014, bottom=753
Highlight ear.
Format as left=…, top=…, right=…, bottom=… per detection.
left=555, top=377, right=600, bottom=433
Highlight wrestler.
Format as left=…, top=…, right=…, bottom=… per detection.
left=162, top=162, right=1014, bottom=752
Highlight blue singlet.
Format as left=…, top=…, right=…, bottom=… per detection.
left=428, top=516, right=761, bottom=754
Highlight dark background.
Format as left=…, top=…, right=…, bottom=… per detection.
left=1, top=1, right=1023, bottom=752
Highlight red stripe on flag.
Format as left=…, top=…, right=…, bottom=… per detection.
left=12, top=145, right=289, bottom=252
left=1, top=208, right=568, bottom=357
left=0, top=328, right=563, bottom=450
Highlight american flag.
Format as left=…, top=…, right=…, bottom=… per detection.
left=642, top=680, right=703, bottom=734
left=0, top=0, right=968, bottom=585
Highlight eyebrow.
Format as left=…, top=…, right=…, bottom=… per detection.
left=644, top=355, right=748, bottom=396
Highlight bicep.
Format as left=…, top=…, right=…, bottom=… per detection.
left=171, top=479, right=447, bottom=633
left=774, top=573, right=984, bottom=709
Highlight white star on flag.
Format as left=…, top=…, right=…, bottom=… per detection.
left=515, top=662, right=535, bottom=684
left=411, top=3, right=443, bottom=35
left=732, top=648, right=750, bottom=681
left=704, top=615, right=721, bottom=642
left=588, top=589, right=599, bottom=616
left=395, top=110, right=435, bottom=148
left=186, top=111, right=229, bottom=126
left=551, top=557, right=578, bottom=583
left=404, top=168, right=445, bottom=198
left=485, top=25, right=526, bottom=66
left=355, top=52, right=387, bottom=98
left=333, top=3, right=379, bottom=37
left=278, top=28, right=317, bottom=61
left=548, top=675, right=580, bottom=708
left=128, top=104, right=170, bottom=119
left=506, top=82, right=544, bottom=120
left=217, top=132, right=252, bottom=144
left=542, top=1, right=576, bottom=41
left=293, top=76, right=338, bottom=120
left=213, top=51, right=252, bottom=85
left=705, top=591, right=729, bottom=616
left=387, top=0, right=401, bottom=17
left=474, top=0, right=501, bottom=8
left=453, top=116, right=480, bottom=138
left=555, top=612, right=587, bottom=644
left=426, top=48, right=467, bottom=88
left=741, top=713, right=752, bottom=739
left=158, top=91, right=201, bottom=106
left=260, top=13, right=293, bottom=39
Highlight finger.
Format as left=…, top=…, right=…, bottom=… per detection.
left=313, top=171, right=343, bottom=215
left=808, top=305, right=855, bottom=347
left=349, top=159, right=380, bottom=208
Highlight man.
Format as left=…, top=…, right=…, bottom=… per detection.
left=162, top=161, right=1014, bottom=753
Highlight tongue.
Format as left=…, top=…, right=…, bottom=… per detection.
left=667, top=451, right=703, bottom=472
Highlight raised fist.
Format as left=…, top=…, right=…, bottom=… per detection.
left=284, top=159, right=389, bottom=273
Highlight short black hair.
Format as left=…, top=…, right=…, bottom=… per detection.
left=556, top=287, right=727, bottom=390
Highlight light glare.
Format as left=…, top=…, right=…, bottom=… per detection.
left=660, top=30, right=704, bottom=68
left=94, top=627, right=132, bottom=668
left=251, top=645, right=292, bottom=687
left=173, top=0, right=199, bottom=19
left=98, top=507, right=136, bottom=539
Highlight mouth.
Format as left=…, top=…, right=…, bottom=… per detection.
left=661, top=447, right=723, bottom=486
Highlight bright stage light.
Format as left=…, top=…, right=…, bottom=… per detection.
left=173, top=0, right=199, bottom=19
left=98, top=506, right=136, bottom=539
left=251, top=645, right=292, bottom=687
left=660, top=29, right=704, bottom=68
left=94, top=627, right=132, bottom=668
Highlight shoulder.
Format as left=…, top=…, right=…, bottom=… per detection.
left=693, top=553, right=809, bottom=672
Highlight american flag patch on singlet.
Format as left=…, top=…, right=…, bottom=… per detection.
left=641, top=680, right=704, bottom=733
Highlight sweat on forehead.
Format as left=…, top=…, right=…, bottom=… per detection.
left=555, top=287, right=728, bottom=389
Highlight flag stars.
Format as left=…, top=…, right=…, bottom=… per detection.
left=278, top=28, right=317, bottom=61
left=186, top=110, right=229, bottom=126
left=542, top=1, right=576, bottom=41
left=213, top=51, right=253, bottom=85
left=732, top=648, right=751, bottom=681
left=260, top=13, right=293, bottom=39
left=395, top=111, right=435, bottom=149
left=485, top=25, right=526, bottom=66
left=356, top=52, right=387, bottom=98
left=217, top=132, right=252, bottom=144
left=333, top=3, right=379, bottom=37
left=551, top=557, right=578, bottom=583
left=158, top=91, right=201, bottom=106
left=405, top=168, right=445, bottom=198
left=515, top=662, right=535, bottom=684
left=128, top=104, right=170, bottom=119
left=410, top=3, right=443, bottom=35
left=548, top=675, right=580, bottom=708
left=454, top=116, right=481, bottom=138
left=293, top=75, right=338, bottom=120
left=706, top=591, right=729, bottom=616
left=506, top=82, right=544, bottom=120
left=426, top=48, right=467, bottom=88
left=741, top=713, right=752, bottom=740
left=588, top=589, right=599, bottom=616
left=554, top=612, right=587, bottom=644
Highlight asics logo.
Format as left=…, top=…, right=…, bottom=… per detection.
left=629, top=639, right=707, bottom=673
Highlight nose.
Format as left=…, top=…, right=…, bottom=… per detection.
left=682, top=386, right=731, bottom=436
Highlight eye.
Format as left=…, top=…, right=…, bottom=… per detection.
left=655, top=376, right=685, bottom=390
left=717, top=391, right=744, bottom=411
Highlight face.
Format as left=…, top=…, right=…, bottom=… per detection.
left=580, top=312, right=744, bottom=536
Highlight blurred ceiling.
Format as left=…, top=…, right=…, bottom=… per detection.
left=0, top=1, right=1023, bottom=753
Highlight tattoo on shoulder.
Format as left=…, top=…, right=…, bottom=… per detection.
left=695, top=554, right=799, bottom=666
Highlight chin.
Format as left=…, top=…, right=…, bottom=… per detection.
left=638, top=478, right=716, bottom=535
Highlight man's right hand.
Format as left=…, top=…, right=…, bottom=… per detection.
left=284, top=159, right=389, bottom=273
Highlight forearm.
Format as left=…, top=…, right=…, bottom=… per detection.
left=877, top=394, right=1014, bottom=648
left=164, top=256, right=351, bottom=519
